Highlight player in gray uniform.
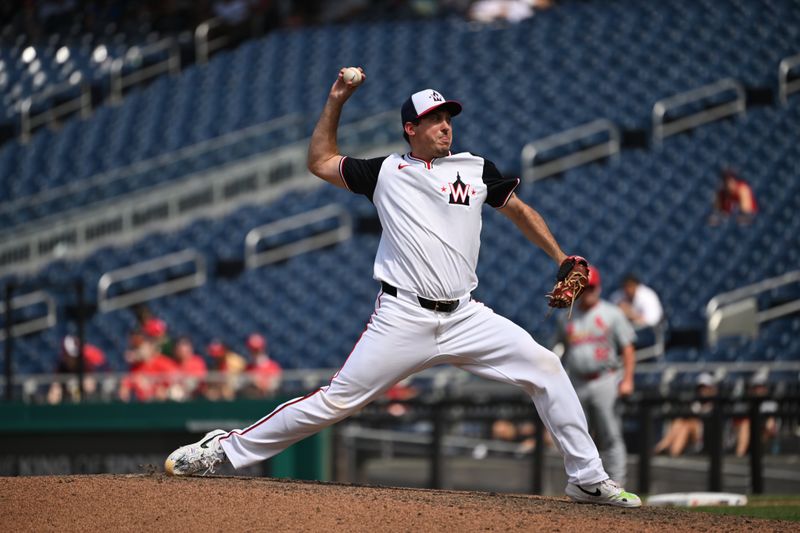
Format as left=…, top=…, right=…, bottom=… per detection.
left=165, top=68, right=640, bottom=508
left=555, top=266, right=636, bottom=486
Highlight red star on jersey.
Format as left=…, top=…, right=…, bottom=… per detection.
left=441, top=185, right=448, bottom=193
left=471, top=187, right=476, bottom=195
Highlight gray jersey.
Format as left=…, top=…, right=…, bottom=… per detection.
left=558, top=300, right=636, bottom=376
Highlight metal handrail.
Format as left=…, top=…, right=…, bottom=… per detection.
left=245, top=205, right=353, bottom=269
left=20, top=78, right=92, bottom=144
left=520, top=119, right=620, bottom=181
left=706, top=270, right=800, bottom=345
left=779, top=52, right=800, bottom=105
left=0, top=290, right=56, bottom=341
left=195, top=17, right=230, bottom=64
left=706, top=270, right=800, bottom=317
left=110, top=38, right=181, bottom=104
left=652, top=78, right=746, bottom=143
left=97, top=249, right=206, bottom=312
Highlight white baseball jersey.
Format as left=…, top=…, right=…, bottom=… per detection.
left=339, top=151, right=518, bottom=300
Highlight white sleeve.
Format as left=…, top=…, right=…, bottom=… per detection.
left=636, top=286, right=664, bottom=326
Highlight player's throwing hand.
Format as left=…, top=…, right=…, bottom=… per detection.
left=329, top=66, right=366, bottom=101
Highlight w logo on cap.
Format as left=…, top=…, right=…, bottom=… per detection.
left=429, top=91, right=443, bottom=102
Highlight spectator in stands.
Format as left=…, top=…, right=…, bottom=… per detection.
left=733, top=372, right=779, bottom=457
left=204, top=340, right=247, bottom=401
left=242, top=333, right=282, bottom=398
left=141, top=316, right=173, bottom=357
left=611, top=273, right=664, bottom=328
left=213, top=0, right=250, bottom=25
left=37, top=0, right=78, bottom=34
left=119, top=332, right=179, bottom=402
left=171, top=336, right=208, bottom=400
left=467, top=0, right=553, bottom=24
left=709, top=168, right=758, bottom=225
left=489, top=418, right=544, bottom=456
left=46, top=335, right=106, bottom=404
left=654, top=372, right=718, bottom=456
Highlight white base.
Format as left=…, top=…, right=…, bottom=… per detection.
left=647, top=492, right=748, bottom=507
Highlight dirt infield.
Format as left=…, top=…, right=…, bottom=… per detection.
left=1, top=474, right=790, bottom=532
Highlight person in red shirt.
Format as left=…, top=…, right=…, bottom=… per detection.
left=119, top=332, right=179, bottom=402
left=244, top=333, right=282, bottom=397
left=711, top=169, right=758, bottom=225
left=172, top=336, right=208, bottom=400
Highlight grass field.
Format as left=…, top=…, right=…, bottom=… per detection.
left=689, top=495, right=800, bottom=522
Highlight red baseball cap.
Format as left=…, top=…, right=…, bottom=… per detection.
left=207, top=341, right=226, bottom=358
left=587, top=266, right=601, bottom=288
left=246, top=333, right=266, bottom=352
left=142, top=318, right=167, bottom=338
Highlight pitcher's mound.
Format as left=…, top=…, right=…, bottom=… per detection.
left=0, top=474, right=786, bottom=532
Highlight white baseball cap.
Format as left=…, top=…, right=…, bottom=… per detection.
left=401, top=89, right=462, bottom=125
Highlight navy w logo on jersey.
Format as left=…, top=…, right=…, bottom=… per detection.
left=448, top=173, right=471, bottom=206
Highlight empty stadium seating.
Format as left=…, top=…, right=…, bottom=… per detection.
left=2, top=0, right=799, bottom=220
left=1, top=0, right=799, bottom=382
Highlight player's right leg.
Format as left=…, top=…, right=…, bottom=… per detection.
left=166, top=291, right=439, bottom=475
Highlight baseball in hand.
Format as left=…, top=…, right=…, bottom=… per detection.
left=342, top=67, right=363, bottom=86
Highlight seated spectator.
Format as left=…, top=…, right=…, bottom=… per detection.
left=243, top=333, right=282, bottom=398
left=709, top=168, right=758, bottom=225
left=733, top=372, right=779, bottom=457
left=468, top=0, right=535, bottom=23
left=119, top=332, right=179, bottom=402
left=171, top=336, right=208, bottom=400
left=141, top=317, right=173, bottom=357
left=611, top=273, right=664, bottom=328
left=654, top=372, right=718, bottom=456
left=47, top=335, right=106, bottom=404
left=205, top=340, right=247, bottom=401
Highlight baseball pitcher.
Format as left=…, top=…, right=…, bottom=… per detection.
left=165, top=67, right=641, bottom=508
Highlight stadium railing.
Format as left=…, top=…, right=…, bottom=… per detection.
left=520, top=119, right=620, bottom=182
left=97, top=248, right=207, bottom=312
left=652, top=78, right=746, bottom=144
left=778, top=52, right=800, bottom=105
left=706, top=270, right=800, bottom=346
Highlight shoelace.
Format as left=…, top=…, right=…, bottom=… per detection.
left=199, top=444, right=224, bottom=475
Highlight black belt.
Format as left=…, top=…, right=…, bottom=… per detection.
left=381, top=281, right=460, bottom=313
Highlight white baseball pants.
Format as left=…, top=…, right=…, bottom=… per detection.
left=220, top=288, right=608, bottom=485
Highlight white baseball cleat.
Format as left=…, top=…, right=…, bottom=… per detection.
left=165, top=429, right=228, bottom=476
left=565, top=478, right=642, bottom=508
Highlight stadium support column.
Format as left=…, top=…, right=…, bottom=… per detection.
left=749, top=398, right=764, bottom=494
left=707, top=398, right=724, bottom=492
left=531, top=409, right=544, bottom=495
left=76, top=279, right=86, bottom=401
left=638, top=400, right=653, bottom=495
left=4, top=282, right=13, bottom=402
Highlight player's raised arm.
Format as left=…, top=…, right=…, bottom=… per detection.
left=499, top=193, right=567, bottom=265
left=307, top=67, right=366, bottom=188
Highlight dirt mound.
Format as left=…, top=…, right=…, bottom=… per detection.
left=1, top=474, right=785, bottom=532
